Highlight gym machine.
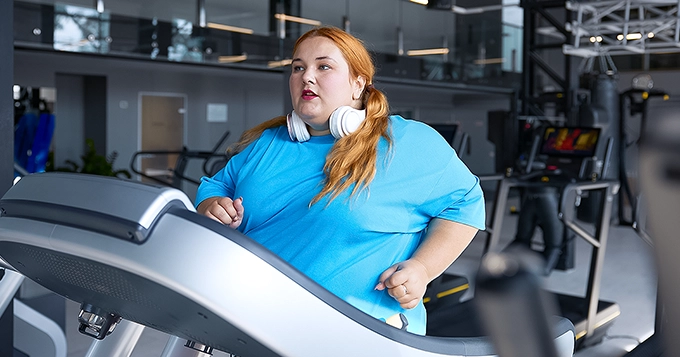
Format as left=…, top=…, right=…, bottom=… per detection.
left=0, top=173, right=576, bottom=357
left=484, top=125, right=620, bottom=350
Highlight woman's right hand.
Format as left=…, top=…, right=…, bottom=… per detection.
left=197, top=196, right=244, bottom=228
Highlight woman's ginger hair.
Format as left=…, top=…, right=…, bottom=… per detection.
left=228, top=26, right=392, bottom=205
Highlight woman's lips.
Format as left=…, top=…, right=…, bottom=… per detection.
left=302, top=90, right=317, bottom=100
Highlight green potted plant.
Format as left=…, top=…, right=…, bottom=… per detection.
left=49, top=138, right=131, bottom=178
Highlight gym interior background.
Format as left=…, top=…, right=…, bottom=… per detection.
left=2, top=0, right=679, bottom=356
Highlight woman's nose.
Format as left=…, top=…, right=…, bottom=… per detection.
left=302, top=71, right=315, bottom=85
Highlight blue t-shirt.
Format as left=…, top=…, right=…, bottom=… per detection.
left=196, top=115, right=486, bottom=334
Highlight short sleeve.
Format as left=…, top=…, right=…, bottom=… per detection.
left=195, top=172, right=233, bottom=207
left=195, top=141, right=254, bottom=207
left=424, top=156, right=486, bottom=230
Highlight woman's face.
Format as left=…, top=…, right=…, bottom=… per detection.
left=289, top=36, right=365, bottom=134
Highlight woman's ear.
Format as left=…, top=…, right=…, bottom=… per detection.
left=352, top=75, right=367, bottom=100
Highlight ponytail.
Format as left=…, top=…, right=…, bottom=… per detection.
left=311, top=85, right=391, bottom=205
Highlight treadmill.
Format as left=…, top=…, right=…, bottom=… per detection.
left=484, top=126, right=620, bottom=350
left=0, top=172, right=576, bottom=357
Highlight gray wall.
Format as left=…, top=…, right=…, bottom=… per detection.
left=0, top=0, right=14, bottom=349
left=381, top=83, right=512, bottom=176
left=616, top=70, right=680, bottom=179
left=53, top=74, right=85, bottom=167
left=618, top=70, right=680, bottom=97
left=84, top=76, right=108, bottom=155
left=616, top=70, right=680, bottom=145
left=1, top=0, right=14, bottom=194
left=15, top=50, right=286, bottom=199
left=14, top=49, right=510, bottom=201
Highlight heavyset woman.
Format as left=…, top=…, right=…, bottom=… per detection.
left=196, top=26, right=485, bottom=335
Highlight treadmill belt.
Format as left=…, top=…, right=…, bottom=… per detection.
left=625, top=333, right=663, bottom=357
left=426, top=300, right=487, bottom=337
left=555, top=294, right=617, bottom=324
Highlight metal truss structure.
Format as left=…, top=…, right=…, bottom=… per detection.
left=564, top=0, right=680, bottom=57
left=521, top=0, right=580, bottom=120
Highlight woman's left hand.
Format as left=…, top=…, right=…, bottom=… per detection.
left=375, top=259, right=429, bottom=309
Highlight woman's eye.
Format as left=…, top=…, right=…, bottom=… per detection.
left=293, top=66, right=304, bottom=72
left=319, top=64, right=331, bottom=70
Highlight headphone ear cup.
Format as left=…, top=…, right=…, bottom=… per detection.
left=329, top=106, right=366, bottom=139
left=287, top=111, right=311, bottom=142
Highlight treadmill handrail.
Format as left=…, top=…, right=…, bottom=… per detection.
left=129, top=130, right=230, bottom=188
left=129, top=149, right=224, bottom=187
left=558, top=180, right=620, bottom=248
left=0, top=269, right=24, bottom=317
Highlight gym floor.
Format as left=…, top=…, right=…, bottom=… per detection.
left=452, top=199, right=656, bottom=357
left=62, top=195, right=657, bottom=357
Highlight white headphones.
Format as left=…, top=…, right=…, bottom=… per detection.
left=287, top=106, right=366, bottom=142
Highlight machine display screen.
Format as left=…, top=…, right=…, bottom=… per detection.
left=540, top=126, right=601, bottom=157
left=429, top=123, right=458, bottom=147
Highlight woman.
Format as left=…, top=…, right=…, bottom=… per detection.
left=196, top=26, right=485, bottom=335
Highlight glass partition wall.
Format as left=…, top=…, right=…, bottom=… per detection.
left=13, top=0, right=522, bottom=87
